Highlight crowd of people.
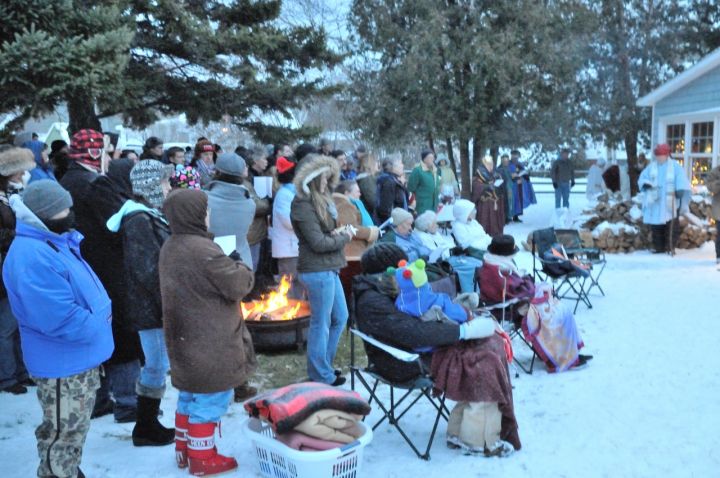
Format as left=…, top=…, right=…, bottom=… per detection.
left=0, top=129, right=598, bottom=476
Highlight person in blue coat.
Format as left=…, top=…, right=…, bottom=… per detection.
left=638, top=144, right=691, bottom=253
left=2, top=180, right=113, bottom=478
left=22, top=139, right=56, bottom=183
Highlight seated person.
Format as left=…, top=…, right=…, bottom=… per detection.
left=452, top=199, right=492, bottom=253
left=353, top=243, right=521, bottom=457
left=380, top=207, right=430, bottom=262
left=478, top=235, right=591, bottom=372
left=414, top=210, right=483, bottom=293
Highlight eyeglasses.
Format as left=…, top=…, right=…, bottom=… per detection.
left=88, top=148, right=104, bottom=159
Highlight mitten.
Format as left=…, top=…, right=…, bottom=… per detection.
left=552, top=182, right=558, bottom=189
left=454, top=292, right=479, bottom=310
left=459, top=317, right=496, bottom=340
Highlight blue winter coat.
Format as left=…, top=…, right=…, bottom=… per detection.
left=2, top=198, right=113, bottom=378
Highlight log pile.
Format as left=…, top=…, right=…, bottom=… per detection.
left=578, top=192, right=715, bottom=253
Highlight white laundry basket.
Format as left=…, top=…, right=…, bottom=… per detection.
left=244, top=417, right=373, bottom=478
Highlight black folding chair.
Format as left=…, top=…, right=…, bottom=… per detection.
left=349, top=327, right=449, bottom=460
left=554, top=229, right=606, bottom=297
left=531, top=228, right=592, bottom=313
left=475, top=266, right=537, bottom=375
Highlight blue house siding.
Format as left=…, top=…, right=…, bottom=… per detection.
left=652, top=64, right=720, bottom=144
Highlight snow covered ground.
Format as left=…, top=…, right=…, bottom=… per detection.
left=2, top=191, right=719, bottom=478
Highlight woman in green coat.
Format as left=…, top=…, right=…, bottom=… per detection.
left=407, top=148, right=440, bottom=215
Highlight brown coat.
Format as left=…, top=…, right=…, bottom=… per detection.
left=243, top=177, right=271, bottom=245
left=331, top=193, right=379, bottom=260
left=159, top=189, right=257, bottom=393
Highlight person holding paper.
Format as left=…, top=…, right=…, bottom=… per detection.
left=206, top=152, right=255, bottom=267
left=472, top=156, right=505, bottom=237
left=291, top=155, right=354, bottom=386
left=236, top=147, right=271, bottom=272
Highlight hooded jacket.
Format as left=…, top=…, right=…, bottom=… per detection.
left=206, top=179, right=255, bottom=267
left=107, top=200, right=170, bottom=331
left=352, top=274, right=460, bottom=383
left=2, top=196, right=113, bottom=378
left=452, top=199, right=492, bottom=250
left=159, top=189, right=256, bottom=393
left=290, top=155, right=349, bottom=273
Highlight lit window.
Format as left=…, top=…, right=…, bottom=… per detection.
left=665, top=124, right=685, bottom=159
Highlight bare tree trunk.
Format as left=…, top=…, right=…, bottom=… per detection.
left=459, top=137, right=471, bottom=198
left=446, top=136, right=458, bottom=179
left=471, top=137, right=482, bottom=179
left=624, top=131, right=639, bottom=196
left=67, top=94, right=101, bottom=135
left=427, top=130, right=435, bottom=152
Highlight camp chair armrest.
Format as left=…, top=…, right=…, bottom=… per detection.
left=350, top=328, right=420, bottom=363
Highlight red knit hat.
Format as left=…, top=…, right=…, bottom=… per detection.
left=68, top=129, right=104, bottom=170
left=653, top=143, right=671, bottom=156
left=276, top=156, right=295, bottom=174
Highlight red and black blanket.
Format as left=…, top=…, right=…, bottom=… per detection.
left=244, top=382, right=371, bottom=433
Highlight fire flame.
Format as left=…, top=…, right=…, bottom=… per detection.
left=241, top=275, right=303, bottom=321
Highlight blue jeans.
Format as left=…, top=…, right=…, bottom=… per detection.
left=447, top=256, right=484, bottom=293
left=0, top=298, right=28, bottom=389
left=555, top=181, right=570, bottom=208
left=177, top=390, right=233, bottom=424
left=137, top=328, right=170, bottom=399
left=95, top=360, right=141, bottom=421
left=298, top=271, right=349, bottom=384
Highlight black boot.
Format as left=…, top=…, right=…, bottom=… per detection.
left=132, top=396, right=175, bottom=447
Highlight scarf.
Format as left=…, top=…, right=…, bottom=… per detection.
left=350, top=197, right=373, bottom=226
left=482, top=252, right=520, bottom=276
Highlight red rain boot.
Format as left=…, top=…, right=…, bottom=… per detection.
left=175, top=412, right=189, bottom=468
left=187, top=422, right=238, bottom=476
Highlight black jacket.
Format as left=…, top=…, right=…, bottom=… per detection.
left=120, top=211, right=170, bottom=331
left=376, top=173, right=409, bottom=223
left=352, top=273, right=460, bottom=383
left=61, top=162, right=142, bottom=363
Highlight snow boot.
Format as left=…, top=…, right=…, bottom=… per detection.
left=175, top=412, right=189, bottom=468
left=132, top=396, right=175, bottom=447
left=187, top=422, right=238, bottom=476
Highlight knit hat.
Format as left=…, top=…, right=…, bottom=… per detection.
left=23, top=179, right=73, bottom=221
left=360, top=243, right=408, bottom=274
left=170, top=164, right=202, bottom=190
left=194, top=139, right=215, bottom=159
left=391, top=259, right=428, bottom=289
left=391, top=207, right=413, bottom=226
left=68, top=129, right=104, bottom=169
left=487, top=234, right=519, bottom=257
left=215, top=152, right=246, bottom=177
left=653, top=143, right=671, bottom=156
left=276, top=156, right=295, bottom=174
left=130, top=160, right=173, bottom=208
left=0, top=145, right=36, bottom=177
left=420, top=148, right=434, bottom=162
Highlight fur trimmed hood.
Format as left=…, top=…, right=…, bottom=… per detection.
left=0, top=146, right=36, bottom=177
left=293, top=154, right=340, bottom=198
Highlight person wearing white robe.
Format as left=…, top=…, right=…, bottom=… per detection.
left=638, top=144, right=690, bottom=253
left=451, top=199, right=492, bottom=251
left=586, top=159, right=607, bottom=201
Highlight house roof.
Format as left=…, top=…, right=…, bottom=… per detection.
left=637, top=47, right=720, bottom=107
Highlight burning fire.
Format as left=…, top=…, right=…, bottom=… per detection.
left=241, top=275, right=308, bottom=321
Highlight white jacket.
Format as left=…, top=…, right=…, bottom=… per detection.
left=414, top=229, right=456, bottom=261
left=271, top=183, right=299, bottom=258
left=452, top=199, right=492, bottom=250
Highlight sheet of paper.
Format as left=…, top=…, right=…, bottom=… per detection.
left=254, top=177, right=273, bottom=199
left=214, top=235, right=237, bottom=255
left=493, top=179, right=504, bottom=187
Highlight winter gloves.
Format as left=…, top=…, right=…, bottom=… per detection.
left=454, top=292, right=479, bottom=311
left=459, top=317, right=496, bottom=340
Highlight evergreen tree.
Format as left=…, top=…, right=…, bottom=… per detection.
left=346, top=0, right=588, bottom=195
left=1, top=1, right=340, bottom=141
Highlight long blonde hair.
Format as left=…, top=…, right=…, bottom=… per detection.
left=307, top=172, right=335, bottom=229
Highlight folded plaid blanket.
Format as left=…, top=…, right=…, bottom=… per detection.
left=244, top=382, right=371, bottom=433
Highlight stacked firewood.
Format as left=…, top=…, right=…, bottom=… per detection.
left=576, top=192, right=716, bottom=253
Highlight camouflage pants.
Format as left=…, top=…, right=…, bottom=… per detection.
left=33, top=367, right=100, bottom=478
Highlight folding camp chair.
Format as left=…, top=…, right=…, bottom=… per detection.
left=475, top=266, right=537, bottom=375
left=531, top=227, right=592, bottom=313
left=349, top=328, right=449, bottom=460
left=554, top=229, right=606, bottom=297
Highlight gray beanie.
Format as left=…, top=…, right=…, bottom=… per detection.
left=23, top=179, right=73, bottom=221
left=215, top=152, right=246, bottom=177
left=130, top=160, right=173, bottom=209
left=391, top=207, right=413, bottom=226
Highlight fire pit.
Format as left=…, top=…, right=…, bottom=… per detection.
left=242, top=275, right=311, bottom=352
